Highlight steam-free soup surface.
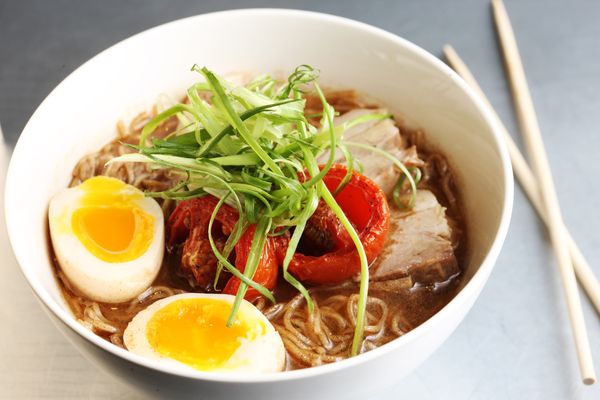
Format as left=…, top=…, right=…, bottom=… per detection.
left=53, top=89, right=466, bottom=370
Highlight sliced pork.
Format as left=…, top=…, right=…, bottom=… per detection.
left=370, top=190, right=459, bottom=285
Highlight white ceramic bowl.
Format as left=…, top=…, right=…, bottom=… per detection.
left=5, top=9, right=513, bottom=400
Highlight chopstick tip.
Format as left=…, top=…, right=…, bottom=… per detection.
left=583, top=376, right=596, bottom=385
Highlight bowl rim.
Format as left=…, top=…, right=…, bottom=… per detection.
left=5, top=8, right=514, bottom=383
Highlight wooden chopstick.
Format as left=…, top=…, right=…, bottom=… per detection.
left=442, top=45, right=600, bottom=320
left=490, top=0, right=596, bottom=384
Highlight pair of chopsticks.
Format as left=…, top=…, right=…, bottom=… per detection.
left=444, top=0, right=598, bottom=385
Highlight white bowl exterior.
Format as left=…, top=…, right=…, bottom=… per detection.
left=5, top=9, right=512, bottom=400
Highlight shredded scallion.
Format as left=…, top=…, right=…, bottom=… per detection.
left=109, top=65, right=418, bottom=357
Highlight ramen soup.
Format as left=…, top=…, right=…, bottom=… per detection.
left=48, top=66, right=466, bottom=373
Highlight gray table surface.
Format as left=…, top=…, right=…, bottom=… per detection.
left=1, top=0, right=600, bottom=399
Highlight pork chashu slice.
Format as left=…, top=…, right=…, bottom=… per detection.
left=326, top=109, right=458, bottom=286
left=370, top=190, right=459, bottom=285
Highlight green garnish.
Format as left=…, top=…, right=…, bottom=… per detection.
left=109, top=65, right=416, bottom=357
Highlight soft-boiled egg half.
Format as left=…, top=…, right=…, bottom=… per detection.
left=48, top=176, right=164, bottom=303
left=124, top=293, right=286, bottom=373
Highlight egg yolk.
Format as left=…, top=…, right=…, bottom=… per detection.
left=146, top=298, right=266, bottom=371
left=71, top=176, right=154, bottom=263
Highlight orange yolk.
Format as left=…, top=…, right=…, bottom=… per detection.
left=71, top=176, right=154, bottom=263
left=146, top=298, right=265, bottom=371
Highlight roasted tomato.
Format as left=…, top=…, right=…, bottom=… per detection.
left=298, top=200, right=353, bottom=255
left=288, top=164, right=390, bottom=284
left=167, top=196, right=236, bottom=290
left=167, top=196, right=278, bottom=300
left=222, top=224, right=280, bottom=302
left=168, top=164, right=389, bottom=292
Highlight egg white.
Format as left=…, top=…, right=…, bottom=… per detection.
left=48, top=179, right=164, bottom=303
left=123, top=293, right=286, bottom=374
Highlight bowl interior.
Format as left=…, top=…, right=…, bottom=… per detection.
left=5, top=9, right=511, bottom=381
